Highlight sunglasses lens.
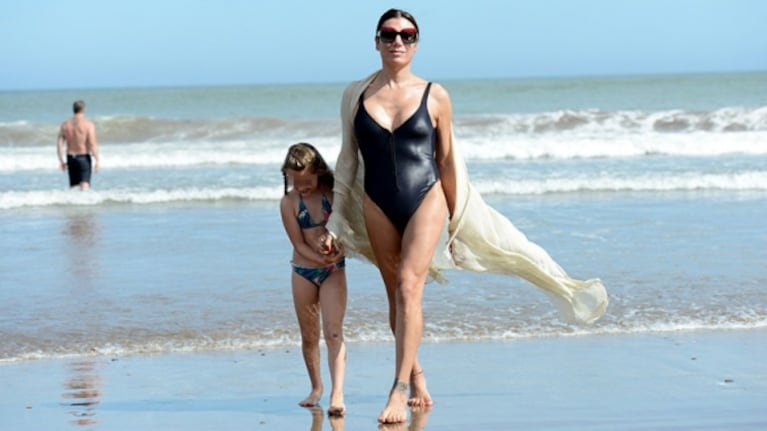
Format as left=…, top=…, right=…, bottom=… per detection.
left=401, top=30, right=418, bottom=44
left=379, top=30, right=397, bottom=43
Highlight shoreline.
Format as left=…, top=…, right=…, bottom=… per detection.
left=2, top=329, right=765, bottom=430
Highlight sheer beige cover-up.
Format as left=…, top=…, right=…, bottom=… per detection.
left=326, top=71, right=608, bottom=324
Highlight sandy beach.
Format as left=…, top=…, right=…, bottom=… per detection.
left=2, top=329, right=765, bottom=431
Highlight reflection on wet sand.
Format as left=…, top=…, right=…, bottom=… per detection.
left=62, top=361, right=102, bottom=427
left=60, top=211, right=103, bottom=428
left=62, top=211, right=101, bottom=281
left=308, top=406, right=323, bottom=431
left=328, top=414, right=344, bottom=431
left=302, top=404, right=431, bottom=430
left=304, top=405, right=345, bottom=431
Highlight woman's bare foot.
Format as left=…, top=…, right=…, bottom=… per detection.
left=377, top=405, right=432, bottom=431
left=328, top=389, right=345, bottom=416
left=408, top=369, right=433, bottom=407
left=378, top=381, right=409, bottom=424
left=298, top=388, right=322, bottom=407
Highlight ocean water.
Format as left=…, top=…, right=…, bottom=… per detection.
left=1, top=71, right=766, bottom=362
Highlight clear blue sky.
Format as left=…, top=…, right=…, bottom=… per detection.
left=2, top=0, right=765, bottom=90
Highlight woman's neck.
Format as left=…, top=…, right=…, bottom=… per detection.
left=377, top=65, right=414, bottom=88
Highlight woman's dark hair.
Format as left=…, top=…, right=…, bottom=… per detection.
left=376, top=8, right=419, bottom=34
left=280, top=142, right=334, bottom=195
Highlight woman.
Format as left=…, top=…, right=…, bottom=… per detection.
left=325, top=8, right=608, bottom=424
left=330, top=8, right=451, bottom=424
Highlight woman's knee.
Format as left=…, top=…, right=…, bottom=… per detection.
left=395, top=274, right=424, bottom=305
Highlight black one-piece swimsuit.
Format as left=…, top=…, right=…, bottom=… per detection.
left=353, top=82, right=439, bottom=234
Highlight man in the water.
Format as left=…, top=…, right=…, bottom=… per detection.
left=57, top=100, right=100, bottom=190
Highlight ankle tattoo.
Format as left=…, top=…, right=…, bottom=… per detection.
left=391, top=380, right=409, bottom=393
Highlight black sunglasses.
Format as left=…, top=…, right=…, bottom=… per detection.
left=377, top=27, right=419, bottom=45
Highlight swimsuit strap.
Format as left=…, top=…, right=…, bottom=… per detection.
left=421, top=82, right=432, bottom=106
left=321, top=193, right=332, bottom=217
left=297, top=193, right=331, bottom=229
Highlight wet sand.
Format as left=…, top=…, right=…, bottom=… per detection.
left=2, top=329, right=766, bottom=430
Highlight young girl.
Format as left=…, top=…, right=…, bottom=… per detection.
left=279, top=142, right=347, bottom=417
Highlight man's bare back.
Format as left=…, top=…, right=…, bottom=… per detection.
left=59, top=116, right=95, bottom=155
left=57, top=100, right=100, bottom=189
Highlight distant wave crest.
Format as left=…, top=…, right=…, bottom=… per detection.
left=457, top=105, right=767, bottom=135
left=0, top=115, right=339, bottom=147
left=3, top=171, right=767, bottom=209
left=0, top=187, right=281, bottom=210
left=2, top=106, right=766, bottom=149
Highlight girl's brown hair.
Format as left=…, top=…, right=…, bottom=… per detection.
left=280, top=142, right=334, bottom=195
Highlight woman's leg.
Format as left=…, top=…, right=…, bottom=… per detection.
left=382, top=264, right=432, bottom=408
left=366, top=184, right=448, bottom=423
left=292, top=271, right=323, bottom=407
left=320, top=267, right=347, bottom=416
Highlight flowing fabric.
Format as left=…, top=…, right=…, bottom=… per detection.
left=326, top=71, right=608, bottom=324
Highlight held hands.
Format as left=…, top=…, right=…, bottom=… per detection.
left=318, top=232, right=344, bottom=262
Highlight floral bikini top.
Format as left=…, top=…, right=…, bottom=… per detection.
left=296, top=193, right=331, bottom=229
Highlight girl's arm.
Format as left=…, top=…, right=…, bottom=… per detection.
left=279, top=195, right=327, bottom=266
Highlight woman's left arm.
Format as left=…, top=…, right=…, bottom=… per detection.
left=431, top=83, right=456, bottom=218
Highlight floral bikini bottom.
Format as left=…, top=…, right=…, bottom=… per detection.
left=291, top=258, right=346, bottom=288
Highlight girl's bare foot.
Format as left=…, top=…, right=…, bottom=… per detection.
left=378, top=381, right=409, bottom=424
left=408, top=369, right=433, bottom=407
left=299, top=388, right=322, bottom=407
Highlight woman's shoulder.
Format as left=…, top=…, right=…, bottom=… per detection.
left=426, top=81, right=452, bottom=117
left=344, top=74, right=370, bottom=90
left=428, top=81, right=450, bottom=99
left=344, top=71, right=382, bottom=94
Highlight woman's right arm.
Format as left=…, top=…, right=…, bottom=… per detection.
left=432, top=83, right=457, bottom=217
left=325, top=82, right=360, bottom=239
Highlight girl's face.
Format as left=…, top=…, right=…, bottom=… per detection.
left=286, top=168, right=319, bottom=196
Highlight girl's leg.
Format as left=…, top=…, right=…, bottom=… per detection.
left=319, top=267, right=348, bottom=416
left=292, top=272, right=323, bottom=406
